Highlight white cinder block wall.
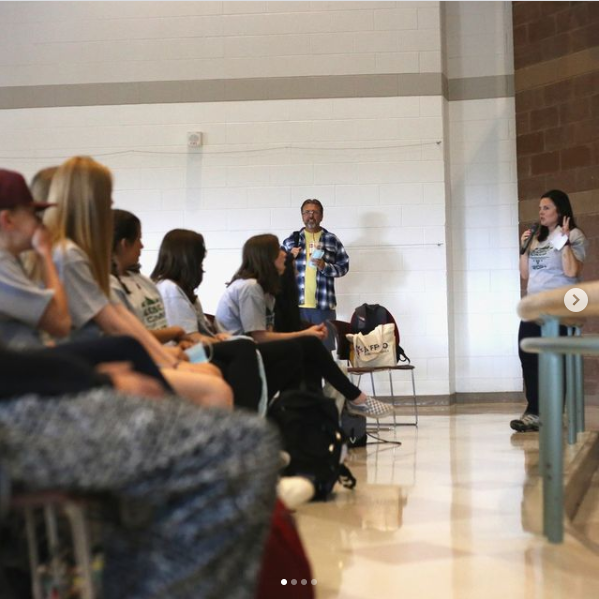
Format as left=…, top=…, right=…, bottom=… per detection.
left=0, top=1, right=521, bottom=399
left=446, top=2, right=521, bottom=394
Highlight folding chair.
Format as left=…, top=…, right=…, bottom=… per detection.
left=0, top=465, right=97, bottom=599
left=331, top=320, right=418, bottom=426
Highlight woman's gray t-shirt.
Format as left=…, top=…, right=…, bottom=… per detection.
left=155, top=279, right=214, bottom=336
left=527, top=227, right=587, bottom=296
left=215, top=278, right=275, bottom=336
left=52, top=240, right=110, bottom=341
left=111, top=272, right=169, bottom=331
left=0, top=248, right=53, bottom=349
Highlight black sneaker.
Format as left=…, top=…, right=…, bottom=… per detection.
left=510, top=413, right=540, bottom=433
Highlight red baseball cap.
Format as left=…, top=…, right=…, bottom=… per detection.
left=0, top=169, right=54, bottom=211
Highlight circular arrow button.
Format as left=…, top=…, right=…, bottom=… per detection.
left=564, top=288, right=588, bottom=313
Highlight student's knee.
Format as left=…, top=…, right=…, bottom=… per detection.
left=210, top=378, right=234, bottom=410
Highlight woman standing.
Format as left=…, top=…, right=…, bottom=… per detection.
left=511, top=190, right=588, bottom=432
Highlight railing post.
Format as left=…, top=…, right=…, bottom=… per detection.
left=574, top=327, right=585, bottom=435
left=540, top=317, right=563, bottom=543
left=566, top=328, right=576, bottom=445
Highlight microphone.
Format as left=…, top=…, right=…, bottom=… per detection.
left=292, top=231, right=300, bottom=247
left=520, top=222, right=539, bottom=255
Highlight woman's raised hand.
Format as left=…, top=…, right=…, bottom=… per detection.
left=562, top=216, right=571, bottom=237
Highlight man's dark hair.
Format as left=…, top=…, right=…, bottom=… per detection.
left=300, top=198, right=324, bottom=214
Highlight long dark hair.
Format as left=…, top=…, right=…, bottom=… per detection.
left=111, top=209, right=142, bottom=293
left=112, top=209, right=141, bottom=255
left=274, top=252, right=303, bottom=332
left=151, top=229, right=206, bottom=303
left=537, top=189, right=578, bottom=242
left=229, top=234, right=281, bottom=295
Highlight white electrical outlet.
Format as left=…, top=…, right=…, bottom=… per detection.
left=187, top=131, right=203, bottom=148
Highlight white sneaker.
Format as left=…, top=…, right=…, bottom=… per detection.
left=277, top=476, right=315, bottom=510
left=346, top=395, right=394, bottom=419
left=279, top=450, right=291, bottom=469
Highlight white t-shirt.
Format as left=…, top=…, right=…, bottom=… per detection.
left=155, top=279, right=214, bottom=336
left=215, top=278, right=275, bottom=336
left=52, top=240, right=110, bottom=341
left=111, top=272, right=168, bottom=331
left=0, top=248, right=53, bottom=349
left=527, top=227, right=587, bottom=296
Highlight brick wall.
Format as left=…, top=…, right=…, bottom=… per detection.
left=513, top=1, right=599, bottom=404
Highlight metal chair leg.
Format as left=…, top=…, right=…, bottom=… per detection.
left=369, top=372, right=380, bottom=432
left=44, top=505, right=62, bottom=588
left=24, top=507, right=43, bottom=599
left=411, top=370, right=419, bottom=426
left=64, top=502, right=95, bottom=599
left=388, top=370, right=397, bottom=427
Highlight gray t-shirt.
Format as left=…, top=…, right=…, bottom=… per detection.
left=527, top=227, right=587, bottom=296
left=52, top=240, right=110, bottom=341
left=0, top=248, right=53, bottom=349
left=156, top=279, right=214, bottom=336
left=215, top=278, right=275, bottom=336
left=111, top=272, right=168, bottom=331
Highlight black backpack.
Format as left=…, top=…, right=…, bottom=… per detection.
left=350, top=303, right=410, bottom=363
left=268, top=391, right=356, bottom=501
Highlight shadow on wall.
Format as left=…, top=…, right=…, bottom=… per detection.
left=336, top=211, right=404, bottom=320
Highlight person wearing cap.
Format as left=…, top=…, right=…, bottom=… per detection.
left=281, top=199, right=349, bottom=350
left=0, top=168, right=71, bottom=348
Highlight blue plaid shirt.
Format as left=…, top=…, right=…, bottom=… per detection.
left=281, top=227, right=349, bottom=310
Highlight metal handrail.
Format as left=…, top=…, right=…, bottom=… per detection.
left=517, top=281, right=599, bottom=544
left=520, top=335, right=599, bottom=355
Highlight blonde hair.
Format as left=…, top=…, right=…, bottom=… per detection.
left=47, top=156, right=113, bottom=296
left=30, top=166, right=58, bottom=203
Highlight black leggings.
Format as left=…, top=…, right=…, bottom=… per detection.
left=258, top=336, right=362, bottom=402
left=209, top=336, right=361, bottom=412
left=518, top=321, right=567, bottom=416
left=0, top=336, right=171, bottom=399
left=210, top=338, right=267, bottom=411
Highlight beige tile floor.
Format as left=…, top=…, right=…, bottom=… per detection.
left=294, top=404, right=599, bottom=599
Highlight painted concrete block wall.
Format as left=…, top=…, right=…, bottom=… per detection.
left=0, top=1, right=521, bottom=399
left=0, top=1, right=441, bottom=86
left=445, top=1, right=514, bottom=78
left=0, top=95, right=449, bottom=395
left=448, top=98, right=521, bottom=392
left=445, top=3, right=520, bottom=394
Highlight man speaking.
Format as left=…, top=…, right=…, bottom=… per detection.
left=281, top=199, right=349, bottom=350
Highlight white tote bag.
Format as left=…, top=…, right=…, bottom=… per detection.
left=346, top=323, right=397, bottom=368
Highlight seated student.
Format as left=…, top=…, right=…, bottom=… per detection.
left=0, top=168, right=70, bottom=349
left=0, top=341, right=280, bottom=599
left=112, top=213, right=272, bottom=412
left=111, top=209, right=195, bottom=347
left=0, top=168, right=198, bottom=400
left=217, top=234, right=394, bottom=419
left=41, top=156, right=232, bottom=409
left=149, top=227, right=387, bottom=417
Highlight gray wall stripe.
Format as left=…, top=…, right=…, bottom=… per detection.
left=0, top=73, right=514, bottom=110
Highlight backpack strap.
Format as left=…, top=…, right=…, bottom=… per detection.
left=397, top=345, right=410, bottom=364
left=338, top=464, right=357, bottom=490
